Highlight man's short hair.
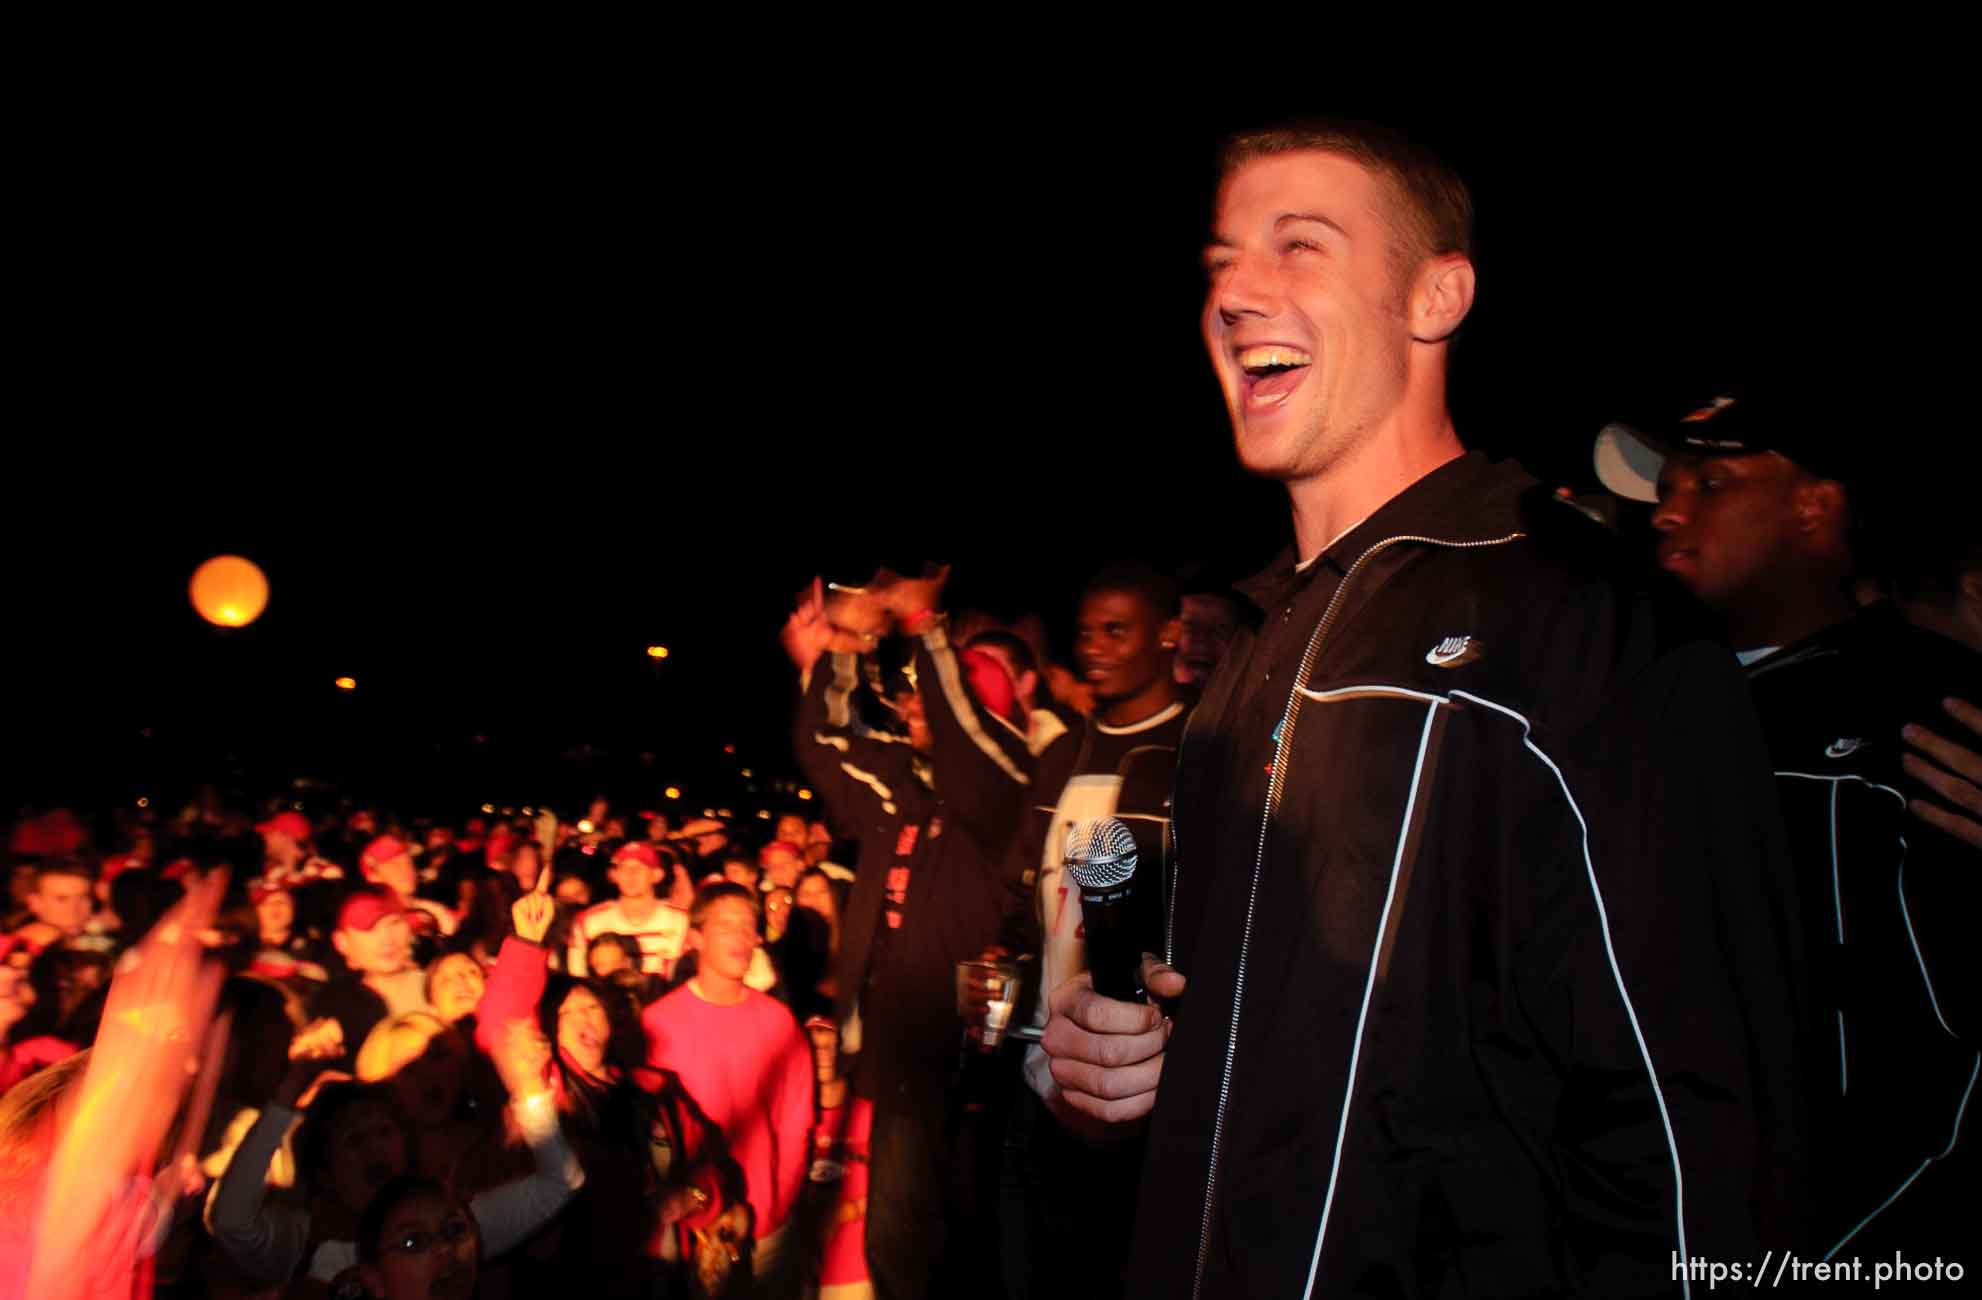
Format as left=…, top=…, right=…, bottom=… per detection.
left=1082, top=563, right=1181, bottom=622
left=1218, top=117, right=1474, bottom=285
left=32, top=859, right=93, bottom=890
left=690, top=881, right=759, bottom=928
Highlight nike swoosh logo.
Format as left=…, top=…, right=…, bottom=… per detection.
left=1825, top=737, right=1864, bottom=759
left=1426, top=636, right=1483, bottom=668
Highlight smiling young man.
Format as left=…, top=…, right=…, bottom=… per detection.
left=643, top=883, right=814, bottom=1288
left=1040, top=120, right=1816, bottom=1298
left=996, top=563, right=1187, bottom=1300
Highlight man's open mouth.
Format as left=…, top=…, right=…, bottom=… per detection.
left=1237, top=344, right=1312, bottom=407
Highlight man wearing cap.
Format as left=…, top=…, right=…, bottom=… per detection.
left=358, top=835, right=458, bottom=939
left=308, top=890, right=429, bottom=1051
left=1598, top=391, right=1980, bottom=1256
left=567, top=841, right=691, bottom=979
left=257, top=810, right=343, bottom=885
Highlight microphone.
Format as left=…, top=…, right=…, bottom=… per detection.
left=1065, top=818, right=1146, bottom=1003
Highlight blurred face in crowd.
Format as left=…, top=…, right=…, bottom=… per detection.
left=424, top=827, right=454, bottom=853
left=335, top=914, right=414, bottom=976
left=760, top=843, right=803, bottom=890
left=805, top=822, right=832, bottom=866
left=1652, top=452, right=1812, bottom=614
left=693, top=829, right=728, bottom=858
left=795, top=873, right=836, bottom=929
left=611, top=854, right=660, bottom=901
left=0, top=964, right=34, bottom=1034
left=693, top=897, right=760, bottom=985
left=774, top=815, right=808, bottom=848
left=722, top=857, right=761, bottom=891
left=262, top=829, right=303, bottom=870
left=554, top=875, right=592, bottom=907
left=326, top=1098, right=408, bottom=1214
left=894, top=688, right=933, bottom=752
left=1175, top=592, right=1241, bottom=687
left=427, top=953, right=486, bottom=1023
left=1203, top=150, right=1440, bottom=488
left=557, top=985, right=611, bottom=1077
left=1076, top=590, right=1176, bottom=713
left=587, top=939, right=630, bottom=979
left=28, top=870, right=92, bottom=936
left=361, top=1186, right=479, bottom=1300
left=366, top=850, right=419, bottom=900
left=764, top=887, right=795, bottom=942
left=255, top=890, right=295, bottom=944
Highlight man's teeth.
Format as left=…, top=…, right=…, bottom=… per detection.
left=1237, top=345, right=1313, bottom=374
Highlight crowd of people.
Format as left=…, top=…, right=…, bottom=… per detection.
left=5, top=116, right=1982, bottom=1300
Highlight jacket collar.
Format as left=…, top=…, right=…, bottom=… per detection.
left=1235, top=451, right=1536, bottom=615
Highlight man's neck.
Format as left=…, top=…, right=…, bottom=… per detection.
left=1285, top=415, right=1465, bottom=565
left=690, top=974, right=748, bottom=1006
left=1101, top=682, right=1181, bottom=730
left=1725, top=583, right=1856, bottom=654
left=619, top=894, right=660, bottom=921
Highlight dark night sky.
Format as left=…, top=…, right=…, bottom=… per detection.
left=8, top=85, right=1963, bottom=819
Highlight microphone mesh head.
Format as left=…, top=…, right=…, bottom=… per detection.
left=1064, top=817, right=1138, bottom=889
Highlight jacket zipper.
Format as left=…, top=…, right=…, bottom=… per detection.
left=1189, top=530, right=1523, bottom=1299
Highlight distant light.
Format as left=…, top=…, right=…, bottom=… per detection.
left=189, top=555, right=270, bottom=628
left=756, top=810, right=771, bottom=820
left=740, top=768, right=754, bottom=779
left=481, top=803, right=496, bottom=815
left=334, top=676, right=357, bottom=691
left=522, top=806, right=535, bottom=816
left=717, top=808, right=733, bottom=819
left=703, top=808, right=715, bottom=818
left=664, top=786, right=681, bottom=800
left=797, top=788, right=814, bottom=802
left=723, top=744, right=736, bottom=755
left=577, top=819, right=596, bottom=834
left=647, top=645, right=670, bottom=660
left=136, top=797, right=149, bottom=809
left=501, top=807, right=516, bottom=816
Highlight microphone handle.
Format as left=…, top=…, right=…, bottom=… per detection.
left=1078, top=879, right=1145, bottom=1003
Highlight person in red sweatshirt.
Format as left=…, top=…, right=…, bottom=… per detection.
left=644, top=881, right=815, bottom=1290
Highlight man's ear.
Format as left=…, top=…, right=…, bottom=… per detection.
left=687, top=926, right=704, bottom=954
left=331, top=930, right=352, bottom=961
left=1410, top=253, right=1476, bottom=343
left=1158, top=617, right=1184, bottom=653
left=1793, top=478, right=1848, bottom=537
left=1016, top=669, right=1039, bottom=705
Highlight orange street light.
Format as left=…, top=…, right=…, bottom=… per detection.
left=647, top=645, right=670, bottom=660
left=797, top=788, right=814, bottom=802
left=664, top=787, right=681, bottom=800
left=334, top=676, right=357, bottom=691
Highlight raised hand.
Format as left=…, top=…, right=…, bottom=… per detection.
left=512, top=865, right=556, bottom=944
left=780, top=577, right=838, bottom=672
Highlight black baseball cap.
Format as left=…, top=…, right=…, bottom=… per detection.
left=1594, top=387, right=1856, bottom=504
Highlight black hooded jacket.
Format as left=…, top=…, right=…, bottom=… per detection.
left=1130, top=452, right=1816, bottom=1299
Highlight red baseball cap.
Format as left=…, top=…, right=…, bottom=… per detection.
left=257, top=811, right=312, bottom=841
left=335, top=889, right=407, bottom=933
left=613, top=842, right=660, bottom=871
left=959, top=646, right=1021, bottom=726
left=361, top=835, right=412, bottom=874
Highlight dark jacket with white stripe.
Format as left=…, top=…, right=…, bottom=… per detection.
left=793, top=619, right=1036, bottom=1104
left=1129, top=452, right=1816, bottom=1300
left=1742, top=603, right=1979, bottom=1256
